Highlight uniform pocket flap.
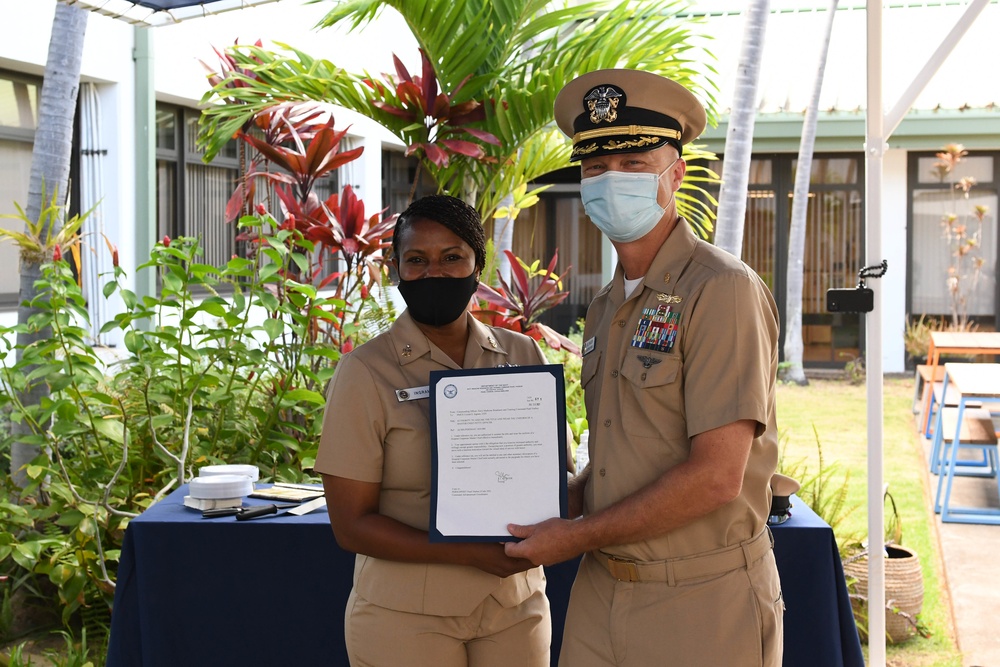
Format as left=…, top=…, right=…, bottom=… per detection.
left=620, top=353, right=680, bottom=388
left=581, top=349, right=602, bottom=388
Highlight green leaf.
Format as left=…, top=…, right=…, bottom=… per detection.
left=89, top=417, right=125, bottom=445
left=262, top=318, right=284, bottom=341
left=282, top=388, right=326, bottom=405
left=257, top=291, right=280, bottom=312
left=123, top=330, right=141, bottom=354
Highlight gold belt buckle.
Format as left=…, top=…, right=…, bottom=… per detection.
left=607, top=555, right=640, bottom=582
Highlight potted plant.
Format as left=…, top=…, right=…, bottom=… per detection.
left=842, top=488, right=928, bottom=644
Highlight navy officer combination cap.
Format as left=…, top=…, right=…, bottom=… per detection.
left=554, top=69, right=707, bottom=163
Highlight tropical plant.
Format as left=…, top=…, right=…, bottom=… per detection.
left=0, top=103, right=393, bottom=657
left=197, top=0, right=721, bottom=238
left=777, top=425, right=861, bottom=557
left=473, top=248, right=580, bottom=353
left=9, top=2, right=89, bottom=490
left=931, top=143, right=990, bottom=330
left=903, top=313, right=978, bottom=364
left=222, top=100, right=396, bottom=355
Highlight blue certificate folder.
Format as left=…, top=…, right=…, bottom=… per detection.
left=429, top=364, right=568, bottom=542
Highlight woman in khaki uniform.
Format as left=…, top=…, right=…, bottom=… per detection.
left=315, top=195, right=550, bottom=667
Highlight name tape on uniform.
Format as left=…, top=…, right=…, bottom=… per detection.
left=395, top=385, right=430, bottom=402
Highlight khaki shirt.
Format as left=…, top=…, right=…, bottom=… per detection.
left=581, top=219, right=779, bottom=562
left=315, top=311, right=547, bottom=616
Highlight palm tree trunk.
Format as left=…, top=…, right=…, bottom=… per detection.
left=493, top=193, right=515, bottom=284
left=714, top=0, right=769, bottom=258
left=784, top=0, right=839, bottom=386
left=11, top=2, right=89, bottom=489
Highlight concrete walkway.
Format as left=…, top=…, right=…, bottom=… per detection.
left=920, top=430, right=1000, bottom=667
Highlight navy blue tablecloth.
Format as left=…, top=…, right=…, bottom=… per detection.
left=107, top=488, right=862, bottom=666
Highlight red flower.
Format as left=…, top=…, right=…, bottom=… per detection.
left=52, top=245, right=62, bottom=262
left=255, top=203, right=267, bottom=216
left=162, top=235, right=171, bottom=247
left=342, top=338, right=354, bottom=354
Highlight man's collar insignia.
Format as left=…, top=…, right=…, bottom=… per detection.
left=585, top=85, right=623, bottom=124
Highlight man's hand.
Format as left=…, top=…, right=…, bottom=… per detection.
left=505, top=518, right=585, bottom=566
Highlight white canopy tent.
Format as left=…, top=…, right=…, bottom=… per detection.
left=865, top=1, right=989, bottom=664
left=62, top=0, right=282, bottom=26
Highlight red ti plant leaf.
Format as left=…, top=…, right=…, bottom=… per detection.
left=420, top=49, right=438, bottom=114
left=237, top=105, right=364, bottom=201
left=368, top=49, right=500, bottom=169
left=472, top=249, right=579, bottom=355
left=439, top=139, right=485, bottom=159
left=459, top=126, right=501, bottom=146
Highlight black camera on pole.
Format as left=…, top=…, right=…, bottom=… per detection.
left=825, top=260, right=886, bottom=314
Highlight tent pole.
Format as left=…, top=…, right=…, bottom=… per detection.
left=865, top=2, right=886, bottom=665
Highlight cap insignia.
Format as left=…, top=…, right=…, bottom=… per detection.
left=585, top=85, right=623, bottom=125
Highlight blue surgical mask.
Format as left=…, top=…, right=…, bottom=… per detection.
left=580, top=160, right=678, bottom=243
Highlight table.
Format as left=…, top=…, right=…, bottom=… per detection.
left=933, top=362, right=1000, bottom=524
left=107, top=487, right=863, bottom=667
left=921, top=331, right=1000, bottom=436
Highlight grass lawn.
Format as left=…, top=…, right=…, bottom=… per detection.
left=777, top=374, right=962, bottom=667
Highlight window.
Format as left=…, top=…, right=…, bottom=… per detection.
left=0, top=71, right=40, bottom=305
left=697, top=154, right=866, bottom=367
left=908, top=151, right=998, bottom=324
left=382, top=149, right=436, bottom=219
left=156, top=104, right=239, bottom=270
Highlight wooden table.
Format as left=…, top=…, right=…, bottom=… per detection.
left=933, top=362, right=1000, bottom=524
left=921, top=332, right=1000, bottom=436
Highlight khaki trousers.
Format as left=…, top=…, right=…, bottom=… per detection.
left=559, top=547, right=784, bottom=666
left=344, top=587, right=551, bottom=667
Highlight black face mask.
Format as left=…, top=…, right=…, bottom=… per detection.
left=396, top=273, right=479, bottom=326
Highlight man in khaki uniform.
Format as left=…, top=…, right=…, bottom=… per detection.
left=506, top=70, right=783, bottom=666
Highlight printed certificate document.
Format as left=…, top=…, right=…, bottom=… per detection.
left=428, top=364, right=568, bottom=542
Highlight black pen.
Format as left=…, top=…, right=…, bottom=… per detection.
left=201, top=503, right=297, bottom=519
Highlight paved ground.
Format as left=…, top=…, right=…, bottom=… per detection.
left=919, top=427, right=1000, bottom=667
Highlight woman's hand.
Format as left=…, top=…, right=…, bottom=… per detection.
left=322, top=474, right=537, bottom=576
left=459, top=542, right=537, bottom=578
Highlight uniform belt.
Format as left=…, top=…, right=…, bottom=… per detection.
left=593, top=528, right=773, bottom=585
